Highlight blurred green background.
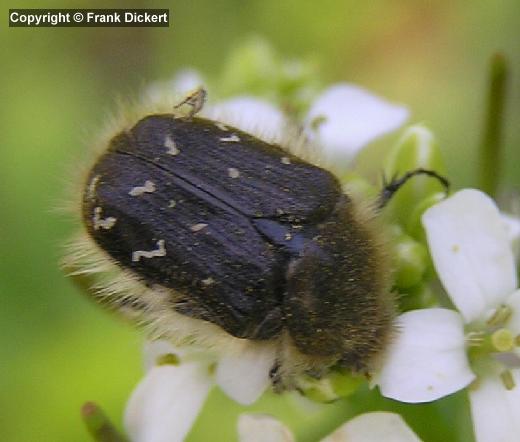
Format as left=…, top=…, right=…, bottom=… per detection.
left=2, top=1, right=519, bottom=441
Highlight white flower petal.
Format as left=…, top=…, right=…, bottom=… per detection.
left=305, top=83, right=409, bottom=160
left=208, top=96, right=286, bottom=140
left=422, top=189, right=517, bottom=323
left=469, top=369, right=520, bottom=442
left=143, top=340, right=181, bottom=372
left=216, top=343, right=276, bottom=405
left=320, top=412, right=422, bottom=442
left=143, top=340, right=214, bottom=372
left=124, top=363, right=213, bottom=442
left=377, top=309, right=475, bottom=403
left=237, top=414, right=294, bottom=442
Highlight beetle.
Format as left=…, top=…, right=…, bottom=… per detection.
left=65, top=88, right=448, bottom=388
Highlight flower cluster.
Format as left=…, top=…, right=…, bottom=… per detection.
left=378, top=188, right=520, bottom=442
left=80, top=39, right=520, bottom=442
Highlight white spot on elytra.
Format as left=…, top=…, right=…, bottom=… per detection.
left=216, top=122, right=229, bottom=131
left=164, top=135, right=180, bottom=156
left=220, top=134, right=240, bottom=143
left=281, top=156, right=291, bottom=165
left=93, top=207, right=117, bottom=231
left=228, top=168, right=240, bottom=178
left=132, top=240, right=166, bottom=262
left=129, top=180, right=156, bottom=196
left=87, top=175, right=101, bottom=200
left=190, top=223, right=208, bottom=232
left=202, top=277, right=215, bottom=286
left=168, top=200, right=177, bottom=208
left=284, top=232, right=292, bottom=241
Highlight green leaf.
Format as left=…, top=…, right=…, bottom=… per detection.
left=218, top=36, right=280, bottom=98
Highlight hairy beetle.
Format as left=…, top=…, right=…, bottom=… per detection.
left=65, top=89, right=448, bottom=388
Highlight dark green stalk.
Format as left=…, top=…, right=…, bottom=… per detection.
left=81, top=402, right=128, bottom=442
left=478, top=53, right=509, bottom=196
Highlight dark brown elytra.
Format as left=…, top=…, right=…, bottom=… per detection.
left=82, top=113, right=447, bottom=372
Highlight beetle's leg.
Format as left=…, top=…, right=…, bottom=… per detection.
left=377, top=168, right=450, bottom=210
left=174, top=87, right=207, bottom=119
left=269, top=360, right=284, bottom=392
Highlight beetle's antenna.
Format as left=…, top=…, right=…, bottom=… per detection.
left=377, top=168, right=450, bottom=209
left=174, top=87, right=207, bottom=119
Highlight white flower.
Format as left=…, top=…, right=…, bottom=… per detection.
left=377, top=189, right=520, bottom=442
left=305, top=83, right=409, bottom=162
left=124, top=340, right=275, bottom=442
left=237, top=414, right=295, bottom=442
left=237, top=412, right=422, bottom=442
left=124, top=346, right=212, bottom=442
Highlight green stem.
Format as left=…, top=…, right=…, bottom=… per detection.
left=478, top=53, right=509, bottom=196
left=81, top=402, right=128, bottom=442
